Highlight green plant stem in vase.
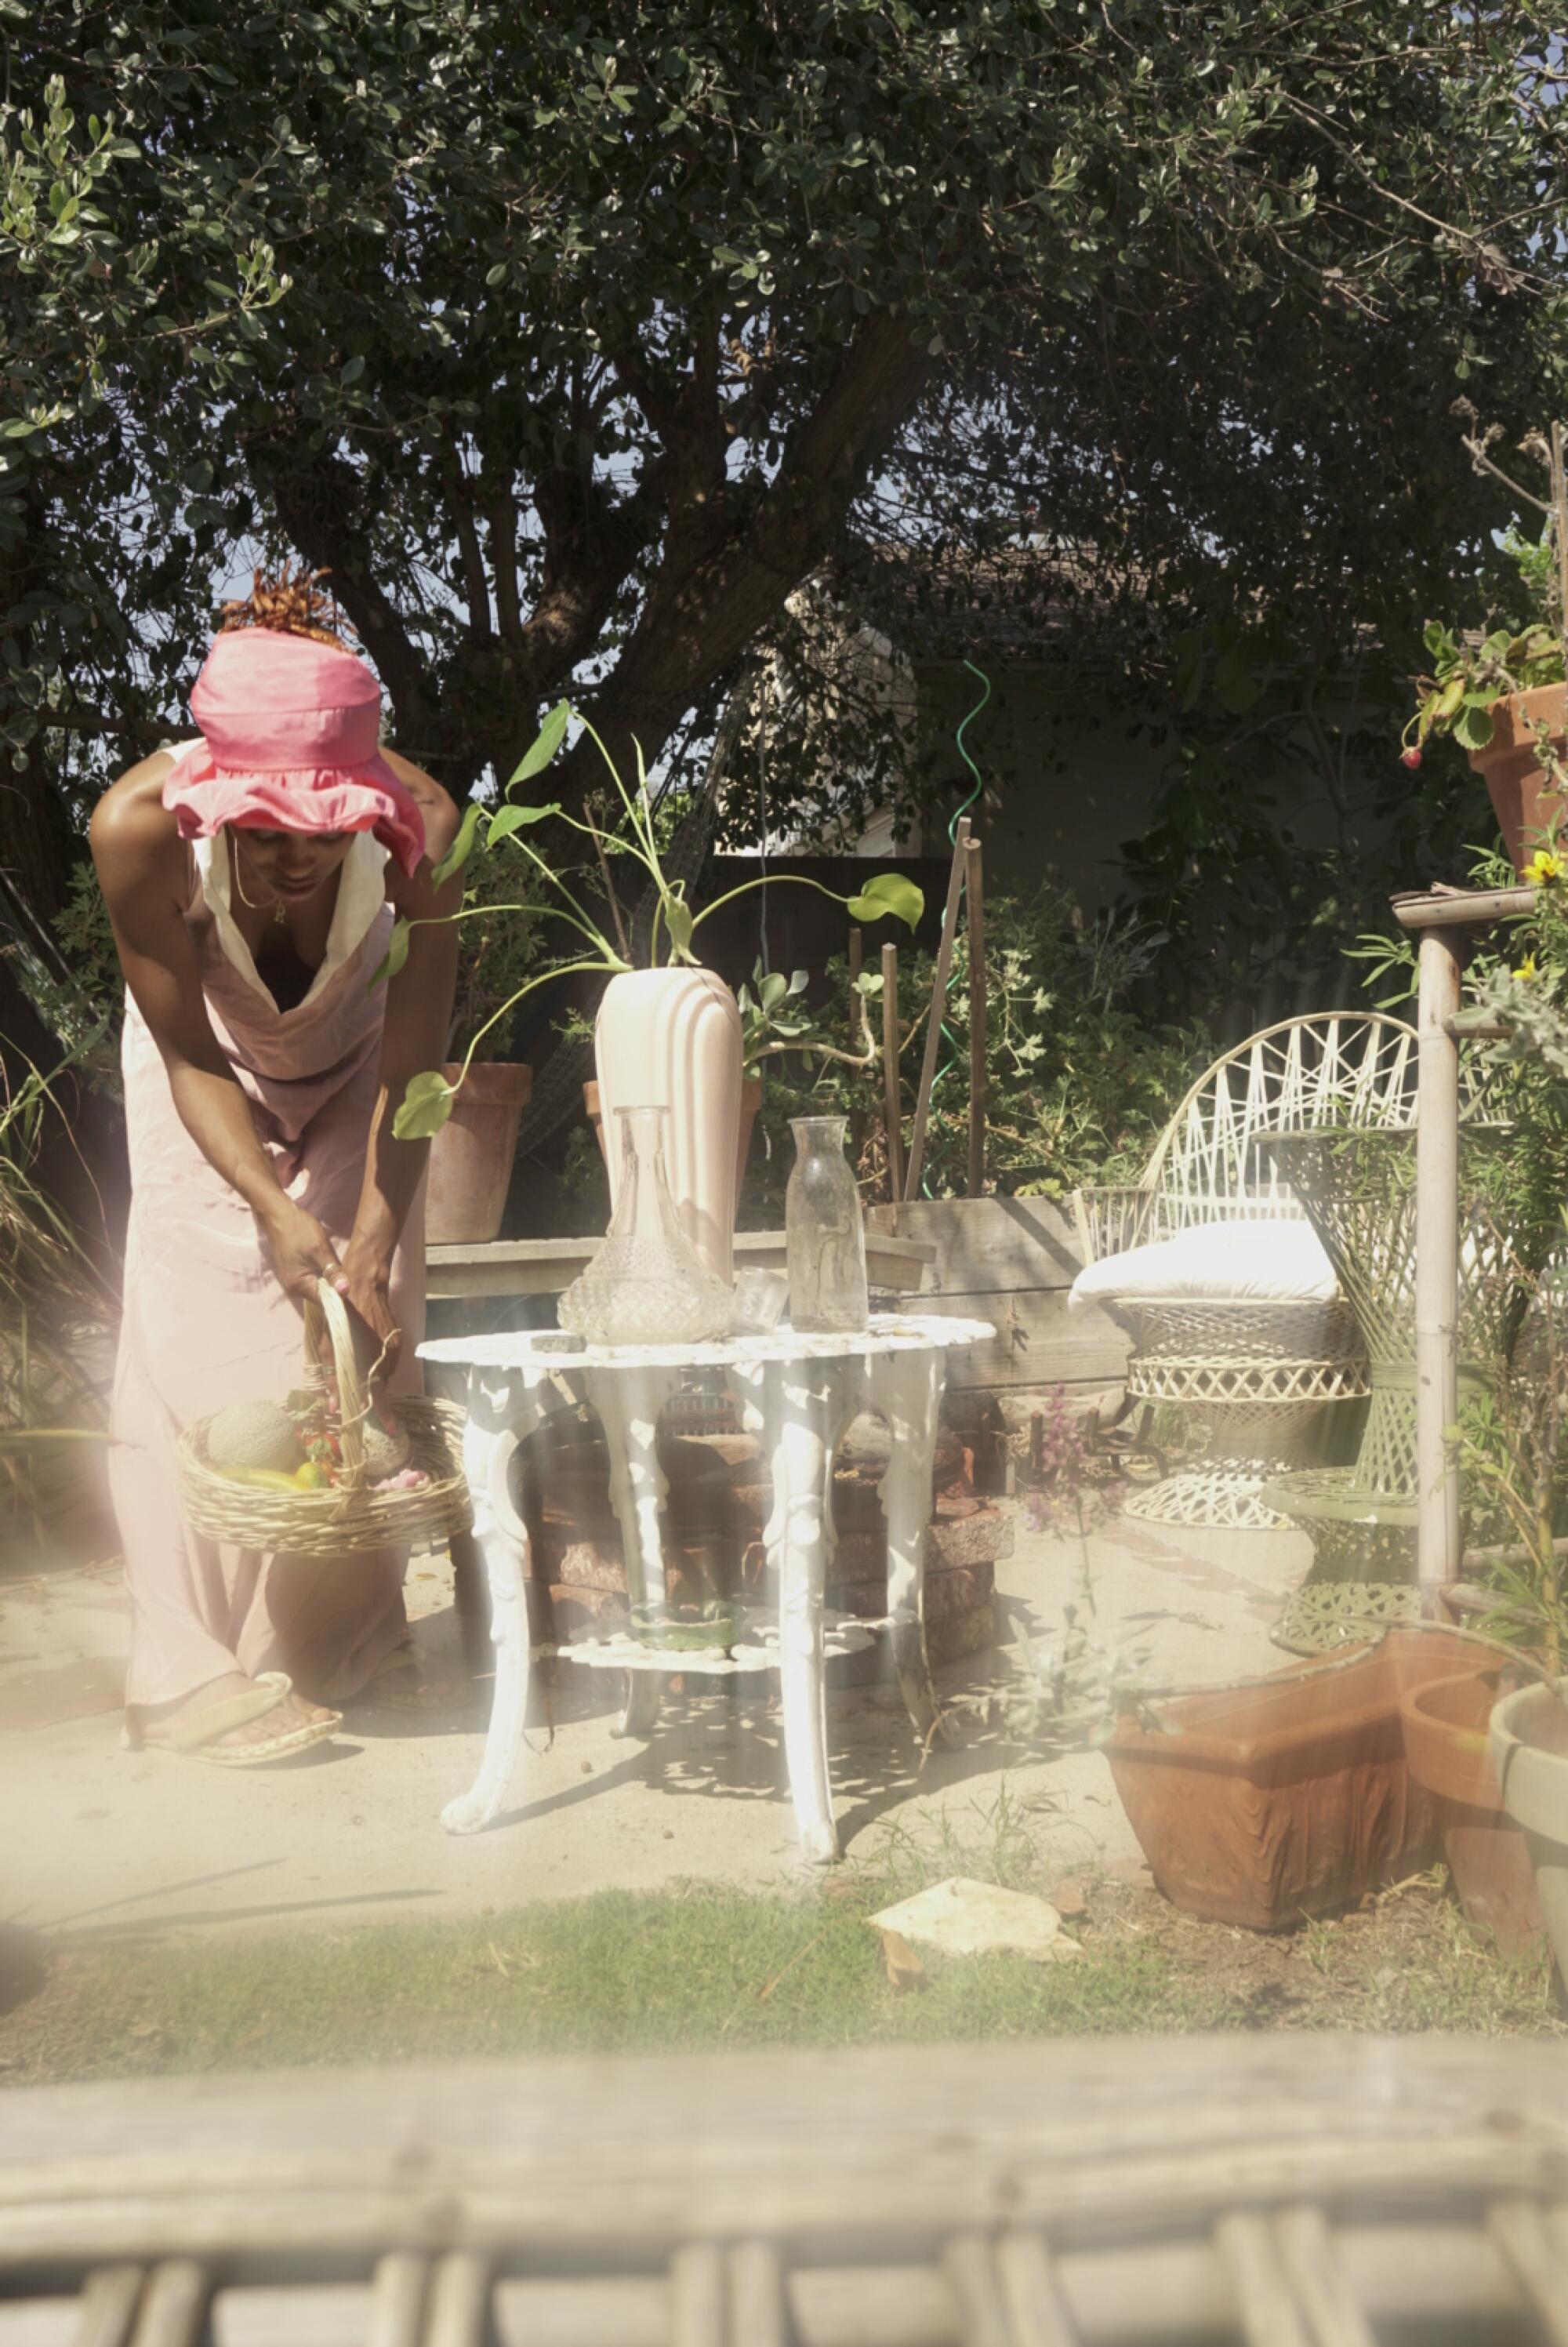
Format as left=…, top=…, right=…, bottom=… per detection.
left=372, top=701, right=924, bottom=1143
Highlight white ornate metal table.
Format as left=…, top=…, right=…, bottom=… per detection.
left=418, top=1313, right=994, bottom=1862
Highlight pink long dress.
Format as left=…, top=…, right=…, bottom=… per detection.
left=108, top=827, right=423, bottom=1717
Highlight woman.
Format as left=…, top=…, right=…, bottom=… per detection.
left=92, top=569, right=461, bottom=1764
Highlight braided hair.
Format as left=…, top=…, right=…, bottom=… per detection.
left=217, top=561, right=349, bottom=648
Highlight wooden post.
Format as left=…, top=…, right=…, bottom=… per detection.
left=880, top=943, right=903, bottom=1207
left=965, top=837, right=986, bottom=1199
left=1416, top=926, right=1464, bottom=1607
left=904, top=816, right=971, bottom=1202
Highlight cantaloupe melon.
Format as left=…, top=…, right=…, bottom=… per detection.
left=207, top=1399, right=303, bottom=1475
left=361, top=1413, right=411, bottom=1480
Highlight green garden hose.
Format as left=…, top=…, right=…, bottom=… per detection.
left=949, top=659, right=991, bottom=842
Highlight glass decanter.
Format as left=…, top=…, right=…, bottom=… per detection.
left=558, top=1105, right=734, bottom=1346
left=785, top=1114, right=869, bottom=1333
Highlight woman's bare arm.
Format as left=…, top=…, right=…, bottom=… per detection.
left=90, top=761, right=352, bottom=1305
left=338, top=750, right=463, bottom=1363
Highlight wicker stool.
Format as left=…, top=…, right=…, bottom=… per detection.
left=1121, top=1297, right=1368, bottom=1530
left=1261, top=1124, right=1529, bottom=1650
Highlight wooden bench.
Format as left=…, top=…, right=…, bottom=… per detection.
left=427, top=1229, right=936, bottom=1302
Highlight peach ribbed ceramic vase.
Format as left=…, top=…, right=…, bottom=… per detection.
left=593, top=967, right=744, bottom=1285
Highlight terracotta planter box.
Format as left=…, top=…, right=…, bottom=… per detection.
left=1400, top=1668, right=1545, bottom=1953
left=426, top=1061, right=532, bottom=1244
left=1105, top=1627, right=1475, bottom=1931
left=1468, top=682, right=1568, bottom=876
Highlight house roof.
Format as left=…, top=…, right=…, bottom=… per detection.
left=837, top=537, right=1165, bottom=667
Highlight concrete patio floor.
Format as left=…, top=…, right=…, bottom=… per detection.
left=2, top=1503, right=1313, bottom=1947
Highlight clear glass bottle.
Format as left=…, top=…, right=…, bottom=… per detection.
left=785, top=1114, right=869, bottom=1333
left=558, top=1106, right=733, bottom=1346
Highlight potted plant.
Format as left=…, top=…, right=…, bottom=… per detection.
left=1438, top=1224, right=1568, bottom=1967
left=1403, top=411, right=1568, bottom=876
left=1401, top=1662, right=1544, bottom=1951
left=1489, top=1678, right=1568, bottom=1986
left=934, top=1393, right=1476, bottom=1931
left=383, top=703, right=921, bottom=1281
left=1432, top=885, right=1568, bottom=1974
left=1104, top=1627, right=1481, bottom=1930
left=424, top=845, right=541, bottom=1245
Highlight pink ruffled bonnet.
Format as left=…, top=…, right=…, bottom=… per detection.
left=162, top=629, right=426, bottom=876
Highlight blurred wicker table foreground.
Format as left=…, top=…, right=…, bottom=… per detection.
left=5, top=2037, right=1568, bottom=2345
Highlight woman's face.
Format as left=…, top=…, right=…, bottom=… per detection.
left=230, top=825, right=357, bottom=906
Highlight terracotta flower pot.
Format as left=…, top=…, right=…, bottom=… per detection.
left=1490, top=1682, right=1568, bottom=1986
left=1467, top=682, right=1568, bottom=876
left=1105, top=1626, right=1475, bottom=1931
left=592, top=966, right=744, bottom=1285
left=425, top=1060, right=532, bottom=1244
left=585, top=1075, right=763, bottom=1198
left=1400, top=1668, right=1545, bottom=1953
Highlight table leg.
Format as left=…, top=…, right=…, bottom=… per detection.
left=441, top=1397, right=529, bottom=1836
left=594, top=1364, right=681, bottom=1740
left=869, top=1346, right=947, bottom=1747
left=764, top=1358, right=850, bottom=1865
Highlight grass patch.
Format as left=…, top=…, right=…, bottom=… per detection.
left=2, top=1826, right=1561, bottom=2087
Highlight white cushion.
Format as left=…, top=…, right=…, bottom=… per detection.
left=1069, top=1218, right=1339, bottom=1310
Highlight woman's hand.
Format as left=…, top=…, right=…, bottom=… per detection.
left=262, top=1202, right=401, bottom=1382
left=260, top=1197, right=350, bottom=1307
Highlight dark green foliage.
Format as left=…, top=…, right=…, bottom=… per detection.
left=742, top=885, right=1210, bottom=1214
left=4, top=1, right=1566, bottom=949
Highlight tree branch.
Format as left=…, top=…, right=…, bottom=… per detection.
left=444, top=453, right=493, bottom=637
left=258, top=443, right=440, bottom=744
left=563, top=307, right=935, bottom=797
left=485, top=478, right=525, bottom=648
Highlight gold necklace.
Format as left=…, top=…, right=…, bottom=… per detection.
left=228, top=837, right=289, bottom=925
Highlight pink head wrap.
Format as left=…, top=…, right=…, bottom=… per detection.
left=162, top=629, right=426, bottom=876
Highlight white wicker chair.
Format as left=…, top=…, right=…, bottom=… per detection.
left=1071, top=1013, right=1418, bottom=1529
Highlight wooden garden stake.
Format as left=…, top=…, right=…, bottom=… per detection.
left=965, top=836, right=986, bottom=1198
left=880, top=942, right=904, bottom=1204
left=904, top=816, right=971, bottom=1202
left=844, top=925, right=868, bottom=1168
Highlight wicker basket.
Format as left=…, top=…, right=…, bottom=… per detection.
left=176, top=1279, right=471, bottom=1557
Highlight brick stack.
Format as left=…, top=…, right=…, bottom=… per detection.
left=516, top=1404, right=1011, bottom=1677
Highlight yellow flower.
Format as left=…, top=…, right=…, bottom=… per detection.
left=1523, top=849, right=1563, bottom=885
left=1515, top=954, right=1539, bottom=982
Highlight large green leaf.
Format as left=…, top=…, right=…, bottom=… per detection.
left=506, top=703, right=570, bottom=790
left=366, top=917, right=412, bottom=990
left=431, top=801, right=483, bottom=889
left=393, top=1069, right=457, bottom=1141
left=488, top=801, right=561, bottom=845
left=1454, top=700, right=1497, bottom=752
left=846, top=874, right=924, bottom=930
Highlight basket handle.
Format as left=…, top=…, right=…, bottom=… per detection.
left=302, top=1276, right=369, bottom=1487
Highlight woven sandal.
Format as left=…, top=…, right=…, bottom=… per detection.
left=135, top=1672, right=343, bottom=1768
